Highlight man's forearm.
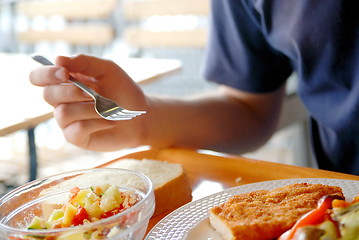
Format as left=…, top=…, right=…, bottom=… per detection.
left=143, top=85, right=285, bottom=154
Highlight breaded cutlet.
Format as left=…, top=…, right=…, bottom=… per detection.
left=209, top=183, right=344, bottom=240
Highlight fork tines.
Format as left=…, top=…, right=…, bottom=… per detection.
left=100, top=108, right=146, bottom=120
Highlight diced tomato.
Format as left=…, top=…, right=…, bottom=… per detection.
left=72, top=206, right=90, bottom=226
left=52, top=222, right=62, bottom=229
left=100, top=206, right=125, bottom=219
left=68, top=187, right=81, bottom=204
left=44, top=237, right=56, bottom=240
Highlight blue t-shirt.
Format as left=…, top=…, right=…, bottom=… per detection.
left=203, top=0, right=359, bottom=174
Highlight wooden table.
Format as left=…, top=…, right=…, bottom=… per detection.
left=0, top=53, right=181, bottom=181
left=100, top=147, right=359, bottom=234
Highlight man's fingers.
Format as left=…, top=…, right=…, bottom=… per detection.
left=62, top=119, right=117, bottom=149
left=55, top=55, right=122, bottom=80
left=54, top=102, right=100, bottom=128
left=30, top=66, right=69, bottom=86
left=43, top=84, right=93, bottom=106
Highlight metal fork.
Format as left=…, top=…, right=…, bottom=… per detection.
left=32, top=55, right=146, bottom=121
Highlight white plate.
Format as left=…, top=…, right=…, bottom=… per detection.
left=145, top=178, right=359, bottom=240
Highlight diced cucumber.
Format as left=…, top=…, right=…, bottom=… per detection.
left=87, top=201, right=103, bottom=219
left=84, top=191, right=102, bottom=218
left=72, top=188, right=92, bottom=207
left=27, top=216, right=45, bottom=230
left=84, top=191, right=98, bottom=209
left=100, top=196, right=118, bottom=212
left=48, top=209, right=64, bottom=222
left=100, top=185, right=124, bottom=212
left=100, top=185, right=123, bottom=212
left=93, top=184, right=111, bottom=196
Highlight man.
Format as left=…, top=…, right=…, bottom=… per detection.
left=30, top=1, right=359, bottom=174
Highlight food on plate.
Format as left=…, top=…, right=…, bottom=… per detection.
left=100, top=158, right=192, bottom=216
left=21, top=184, right=140, bottom=240
left=208, top=183, right=344, bottom=240
left=279, top=193, right=359, bottom=240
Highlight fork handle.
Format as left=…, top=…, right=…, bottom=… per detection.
left=32, top=55, right=99, bottom=100
left=67, top=76, right=99, bottom=100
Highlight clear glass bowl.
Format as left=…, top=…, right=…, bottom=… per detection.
left=0, top=168, right=155, bottom=240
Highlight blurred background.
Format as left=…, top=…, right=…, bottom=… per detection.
left=0, top=0, right=313, bottom=196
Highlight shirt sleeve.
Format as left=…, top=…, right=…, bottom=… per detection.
left=202, top=0, right=292, bottom=93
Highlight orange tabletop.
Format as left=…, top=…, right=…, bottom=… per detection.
left=98, top=147, right=359, bottom=233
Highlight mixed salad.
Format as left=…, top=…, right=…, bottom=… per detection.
left=12, top=184, right=140, bottom=240
left=279, top=193, right=359, bottom=240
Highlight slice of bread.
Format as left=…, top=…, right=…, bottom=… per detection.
left=209, top=183, right=344, bottom=240
left=103, top=158, right=192, bottom=216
